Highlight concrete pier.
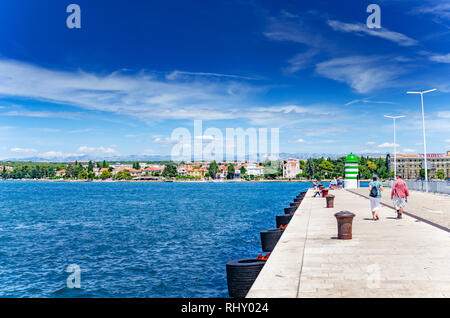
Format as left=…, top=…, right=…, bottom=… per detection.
left=247, top=189, right=450, bottom=298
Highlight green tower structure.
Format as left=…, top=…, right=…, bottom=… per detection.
left=344, top=153, right=359, bottom=189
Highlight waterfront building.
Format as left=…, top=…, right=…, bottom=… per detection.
left=217, top=165, right=228, bottom=179
left=246, top=163, right=264, bottom=176
left=389, top=151, right=450, bottom=179
left=186, top=165, right=204, bottom=178
left=177, top=165, right=188, bottom=176
left=128, top=168, right=143, bottom=176
left=144, top=166, right=165, bottom=175
left=110, top=163, right=133, bottom=170
left=55, top=169, right=66, bottom=177
left=283, top=159, right=302, bottom=178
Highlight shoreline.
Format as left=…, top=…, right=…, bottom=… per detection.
left=0, top=179, right=373, bottom=183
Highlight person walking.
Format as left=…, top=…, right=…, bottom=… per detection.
left=330, top=177, right=337, bottom=190
left=391, top=174, right=409, bottom=219
left=337, top=177, right=343, bottom=190
left=369, top=174, right=383, bottom=221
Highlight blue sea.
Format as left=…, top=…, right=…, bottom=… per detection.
left=0, top=181, right=311, bottom=298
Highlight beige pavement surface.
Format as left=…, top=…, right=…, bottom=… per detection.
left=247, top=189, right=450, bottom=298
left=350, top=188, right=450, bottom=230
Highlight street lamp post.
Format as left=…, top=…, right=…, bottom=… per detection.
left=384, top=115, right=405, bottom=178
left=407, top=88, right=437, bottom=192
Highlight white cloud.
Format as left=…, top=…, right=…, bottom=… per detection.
left=345, top=98, right=396, bottom=106
left=39, top=151, right=65, bottom=158
left=76, top=146, right=118, bottom=155
left=410, top=3, right=450, bottom=21
left=316, top=56, right=406, bottom=93
left=10, top=147, right=38, bottom=154
left=378, top=142, right=399, bottom=148
left=402, top=148, right=417, bottom=153
left=285, top=50, right=318, bottom=73
left=153, top=137, right=180, bottom=144
left=295, top=138, right=306, bottom=143
left=437, top=111, right=450, bottom=119
left=327, top=20, right=418, bottom=47
left=366, top=141, right=376, bottom=145
left=360, top=149, right=382, bottom=154
left=263, top=14, right=326, bottom=49
left=0, top=58, right=338, bottom=127
left=429, top=53, right=450, bottom=63
left=166, top=70, right=259, bottom=81
left=0, top=58, right=260, bottom=123
left=194, top=135, right=216, bottom=141
left=0, top=109, right=81, bottom=119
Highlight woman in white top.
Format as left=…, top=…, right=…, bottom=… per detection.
left=368, top=174, right=383, bottom=221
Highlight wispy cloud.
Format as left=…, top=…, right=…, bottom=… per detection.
left=429, top=53, right=450, bottom=63
left=166, top=70, right=260, bottom=81
left=345, top=98, right=396, bottom=106
left=0, top=58, right=258, bottom=122
left=284, top=50, right=319, bottom=73
left=327, top=20, right=418, bottom=47
left=316, top=56, right=406, bottom=93
left=263, top=15, right=326, bottom=49
left=0, top=109, right=81, bottom=119
left=0, top=58, right=336, bottom=127
left=410, top=2, right=450, bottom=22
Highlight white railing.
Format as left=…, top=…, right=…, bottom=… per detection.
left=388, top=180, right=450, bottom=195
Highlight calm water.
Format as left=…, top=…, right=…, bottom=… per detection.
left=0, top=181, right=310, bottom=298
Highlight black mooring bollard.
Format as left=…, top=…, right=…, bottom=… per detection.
left=260, top=229, right=284, bottom=252
left=226, top=259, right=265, bottom=298
left=276, top=214, right=293, bottom=228
left=284, top=206, right=296, bottom=214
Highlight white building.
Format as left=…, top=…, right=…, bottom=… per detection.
left=283, top=159, right=302, bottom=178
left=246, top=163, right=264, bottom=176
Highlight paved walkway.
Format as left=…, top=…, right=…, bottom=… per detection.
left=247, top=189, right=450, bottom=298
left=350, top=188, right=450, bottom=230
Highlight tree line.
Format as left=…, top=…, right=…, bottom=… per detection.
left=1, top=155, right=398, bottom=181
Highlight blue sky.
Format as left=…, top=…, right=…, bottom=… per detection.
left=0, top=0, right=449, bottom=160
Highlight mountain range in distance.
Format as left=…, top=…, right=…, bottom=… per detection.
left=0, top=152, right=389, bottom=163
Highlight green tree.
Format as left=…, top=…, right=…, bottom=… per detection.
left=114, top=170, right=132, bottom=180
left=1, top=166, right=7, bottom=179
left=102, top=160, right=109, bottom=168
left=100, top=170, right=112, bottom=180
left=208, top=161, right=218, bottom=179
left=162, top=164, right=178, bottom=178
left=78, top=170, right=88, bottom=179
left=88, top=161, right=94, bottom=173
left=305, top=159, right=315, bottom=179
left=367, top=161, right=377, bottom=172
left=227, top=164, right=235, bottom=179
left=319, top=160, right=334, bottom=177
left=436, top=169, right=445, bottom=180
left=240, top=165, right=246, bottom=176
left=385, top=154, right=391, bottom=173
